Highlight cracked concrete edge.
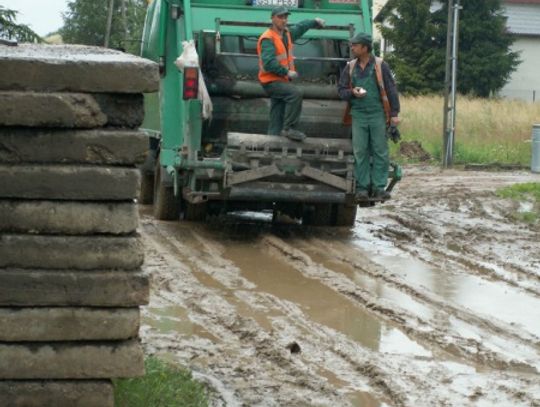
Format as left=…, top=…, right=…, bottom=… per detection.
left=0, top=339, right=144, bottom=379
left=0, top=128, right=148, bottom=165
left=0, top=270, right=149, bottom=307
left=0, top=307, right=140, bottom=342
left=0, top=165, right=141, bottom=201
left=0, top=380, right=114, bottom=407
left=0, top=92, right=144, bottom=129
left=0, top=234, right=144, bottom=270
left=0, top=201, right=139, bottom=235
left=0, top=44, right=159, bottom=93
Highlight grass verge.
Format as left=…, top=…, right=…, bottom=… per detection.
left=496, top=182, right=540, bottom=223
left=396, top=95, right=540, bottom=165
left=114, top=357, right=209, bottom=407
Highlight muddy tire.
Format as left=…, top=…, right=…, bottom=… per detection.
left=334, top=204, right=357, bottom=227
left=139, top=171, right=155, bottom=204
left=303, top=203, right=333, bottom=226
left=183, top=202, right=207, bottom=222
left=153, top=160, right=180, bottom=221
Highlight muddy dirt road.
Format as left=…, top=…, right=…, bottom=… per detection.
left=140, top=166, right=540, bottom=407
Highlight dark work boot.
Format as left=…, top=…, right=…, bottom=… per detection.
left=374, top=189, right=391, bottom=200
left=281, top=128, right=306, bottom=142
left=355, top=190, right=369, bottom=201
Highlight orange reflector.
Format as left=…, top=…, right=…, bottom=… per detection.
left=184, top=67, right=198, bottom=79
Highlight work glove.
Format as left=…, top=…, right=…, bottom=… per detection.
left=315, top=17, right=326, bottom=28
left=287, top=70, right=298, bottom=80
left=386, top=124, right=401, bottom=144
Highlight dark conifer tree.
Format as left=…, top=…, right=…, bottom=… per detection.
left=379, top=0, right=442, bottom=94
left=440, top=0, right=520, bottom=97
left=378, top=0, right=520, bottom=97
left=0, top=6, right=41, bottom=42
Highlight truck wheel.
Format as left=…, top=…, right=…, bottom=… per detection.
left=139, top=171, right=154, bottom=204
left=334, top=204, right=357, bottom=227
left=153, top=161, right=180, bottom=220
left=303, top=203, right=333, bottom=226
left=183, top=202, right=207, bottom=222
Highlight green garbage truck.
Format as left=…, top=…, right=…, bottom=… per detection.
left=140, top=0, right=400, bottom=226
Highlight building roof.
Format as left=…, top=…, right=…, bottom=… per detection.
left=375, top=1, right=540, bottom=37
left=504, top=2, right=540, bottom=36
left=505, top=0, right=540, bottom=4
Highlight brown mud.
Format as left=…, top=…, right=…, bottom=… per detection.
left=140, top=165, right=540, bottom=407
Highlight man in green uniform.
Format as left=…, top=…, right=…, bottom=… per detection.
left=338, top=33, right=400, bottom=200
left=257, top=6, right=325, bottom=141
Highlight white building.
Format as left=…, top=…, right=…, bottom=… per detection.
left=374, top=0, right=540, bottom=102
left=500, top=0, right=540, bottom=102
left=372, top=0, right=389, bottom=43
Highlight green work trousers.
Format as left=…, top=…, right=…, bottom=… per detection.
left=262, top=81, right=303, bottom=135
left=351, top=111, right=389, bottom=193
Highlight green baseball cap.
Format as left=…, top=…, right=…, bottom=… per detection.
left=350, top=32, right=372, bottom=46
left=271, top=6, right=290, bottom=17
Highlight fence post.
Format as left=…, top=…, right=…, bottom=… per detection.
left=532, top=124, right=540, bottom=173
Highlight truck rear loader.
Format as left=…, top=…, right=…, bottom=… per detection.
left=140, top=0, right=401, bottom=226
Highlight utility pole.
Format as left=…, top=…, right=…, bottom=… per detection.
left=104, top=0, right=115, bottom=48
left=442, top=0, right=461, bottom=168
left=121, top=0, right=128, bottom=50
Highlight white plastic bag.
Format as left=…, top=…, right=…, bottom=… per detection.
left=175, top=40, right=212, bottom=119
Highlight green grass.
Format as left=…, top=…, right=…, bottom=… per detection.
left=496, top=183, right=540, bottom=223
left=114, top=357, right=209, bottom=407
left=395, top=95, right=540, bottom=165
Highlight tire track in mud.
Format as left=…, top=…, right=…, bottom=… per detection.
left=298, top=234, right=540, bottom=352
left=261, top=234, right=540, bottom=375
left=383, top=210, right=540, bottom=297
left=141, top=217, right=540, bottom=406
left=143, top=218, right=483, bottom=406
left=141, top=220, right=381, bottom=407
left=141, top=217, right=540, bottom=407
left=139, top=167, right=540, bottom=407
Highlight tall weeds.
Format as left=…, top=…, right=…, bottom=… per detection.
left=398, top=95, right=540, bottom=164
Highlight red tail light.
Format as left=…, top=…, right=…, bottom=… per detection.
left=183, top=67, right=199, bottom=100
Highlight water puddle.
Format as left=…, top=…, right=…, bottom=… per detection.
left=379, top=327, right=432, bottom=357
left=144, top=305, right=218, bottom=342
left=300, top=242, right=435, bottom=322
left=222, top=242, right=391, bottom=352
left=351, top=229, right=540, bottom=338
left=347, top=390, right=389, bottom=407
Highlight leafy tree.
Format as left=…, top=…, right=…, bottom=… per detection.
left=0, top=6, right=41, bottom=42
left=378, top=0, right=520, bottom=97
left=379, top=0, right=444, bottom=94
left=60, top=0, right=147, bottom=54
left=439, top=0, right=520, bottom=97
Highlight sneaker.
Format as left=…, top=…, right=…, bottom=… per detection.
left=281, top=128, right=306, bottom=142
left=373, top=190, right=391, bottom=200
left=355, top=190, right=369, bottom=201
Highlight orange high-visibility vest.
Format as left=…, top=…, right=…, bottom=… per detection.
left=256, top=28, right=295, bottom=84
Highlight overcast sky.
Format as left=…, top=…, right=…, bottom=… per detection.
left=2, top=0, right=69, bottom=36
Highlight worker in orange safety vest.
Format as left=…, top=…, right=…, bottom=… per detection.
left=256, top=6, right=325, bottom=142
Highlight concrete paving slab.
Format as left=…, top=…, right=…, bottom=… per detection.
left=0, top=164, right=140, bottom=200
left=0, top=380, right=113, bottom=407
left=0, top=201, right=139, bottom=234
left=0, top=339, right=144, bottom=379
left=0, top=92, right=144, bottom=128
left=0, top=308, right=140, bottom=341
left=94, top=93, right=145, bottom=128
left=0, top=128, right=148, bottom=165
left=0, top=234, right=143, bottom=270
left=0, top=270, right=149, bottom=306
left=0, top=44, right=159, bottom=93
